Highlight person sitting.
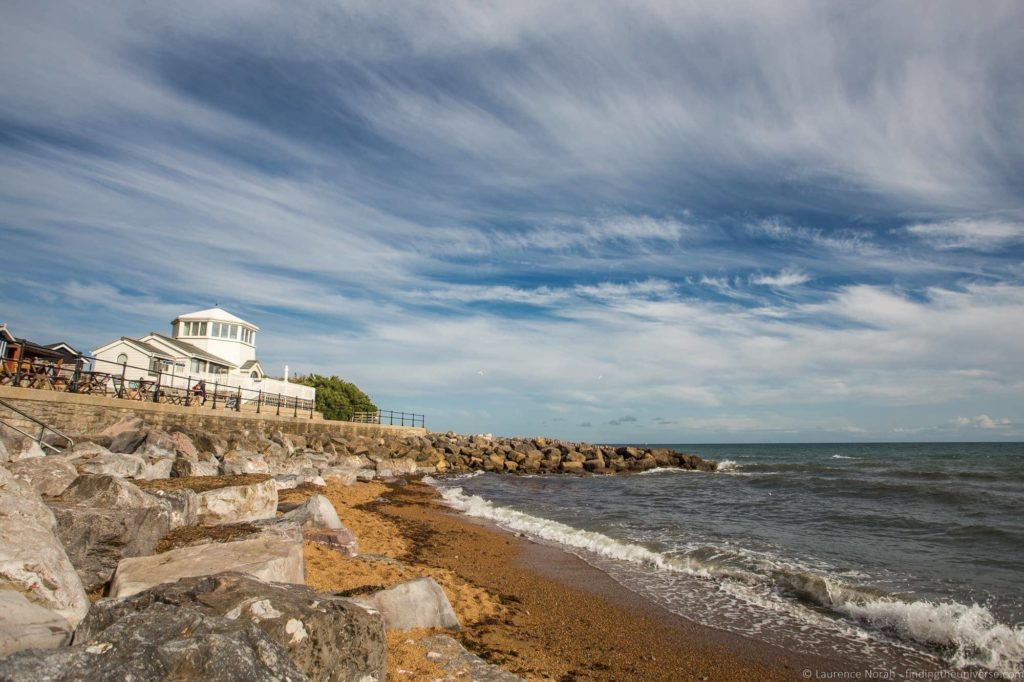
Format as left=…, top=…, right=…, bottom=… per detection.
left=191, top=379, right=207, bottom=405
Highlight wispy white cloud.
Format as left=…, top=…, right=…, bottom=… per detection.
left=750, top=268, right=811, bottom=288
left=907, top=219, right=1024, bottom=251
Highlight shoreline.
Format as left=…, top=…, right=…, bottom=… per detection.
left=309, top=478, right=863, bottom=680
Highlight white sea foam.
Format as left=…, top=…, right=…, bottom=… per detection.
left=716, top=459, right=741, bottom=471
left=831, top=454, right=856, bottom=460
left=839, top=598, right=1024, bottom=671
left=429, top=481, right=1024, bottom=672
left=637, top=466, right=700, bottom=475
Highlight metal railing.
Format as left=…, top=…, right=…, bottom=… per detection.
left=1, top=354, right=318, bottom=419
left=352, top=410, right=425, bottom=428
left=0, top=354, right=426, bottom=427
left=0, top=398, right=74, bottom=453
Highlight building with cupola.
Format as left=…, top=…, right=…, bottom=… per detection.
left=91, top=307, right=313, bottom=402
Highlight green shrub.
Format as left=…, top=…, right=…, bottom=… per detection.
left=292, top=374, right=377, bottom=421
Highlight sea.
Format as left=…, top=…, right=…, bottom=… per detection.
left=425, top=442, right=1024, bottom=675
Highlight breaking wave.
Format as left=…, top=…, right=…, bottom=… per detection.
left=430, top=482, right=1024, bottom=672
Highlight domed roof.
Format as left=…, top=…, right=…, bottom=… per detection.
left=173, top=307, right=258, bottom=329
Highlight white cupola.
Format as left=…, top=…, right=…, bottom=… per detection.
left=170, top=308, right=258, bottom=368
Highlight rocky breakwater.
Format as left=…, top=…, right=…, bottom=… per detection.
left=420, top=432, right=718, bottom=475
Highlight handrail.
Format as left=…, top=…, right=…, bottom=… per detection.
left=0, top=398, right=74, bottom=454
left=0, top=354, right=425, bottom=427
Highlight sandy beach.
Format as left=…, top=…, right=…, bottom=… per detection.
left=298, top=478, right=851, bottom=681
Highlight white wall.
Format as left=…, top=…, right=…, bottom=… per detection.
left=91, top=342, right=159, bottom=381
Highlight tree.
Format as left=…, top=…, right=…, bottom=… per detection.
left=292, top=374, right=377, bottom=421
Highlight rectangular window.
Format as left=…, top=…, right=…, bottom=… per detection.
left=190, top=358, right=202, bottom=373
left=199, top=322, right=207, bottom=336
left=221, top=325, right=229, bottom=338
left=231, top=325, right=238, bottom=339
left=211, top=323, right=220, bottom=337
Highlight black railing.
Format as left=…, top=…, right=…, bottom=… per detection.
left=0, top=354, right=318, bottom=418
left=0, top=353, right=426, bottom=427
left=352, top=410, right=425, bottom=428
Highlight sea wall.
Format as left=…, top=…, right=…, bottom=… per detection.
left=0, top=385, right=426, bottom=441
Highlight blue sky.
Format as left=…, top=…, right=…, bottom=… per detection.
left=2, top=1, right=1022, bottom=442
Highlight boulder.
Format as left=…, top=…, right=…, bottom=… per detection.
left=136, top=454, right=174, bottom=480
left=273, top=474, right=301, bottom=491
left=173, top=456, right=220, bottom=478
left=109, top=525, right=305, bottom=599
left=301, top=527, right=358, bottom=557
left=169, top=430, right=200, bottom=460
left=7, top=455, right=79, bottom=496
left=0, top=437, right=8, bottom=464
left=559, top=460, right=585, bottom=474
left=77, top=451, right=145, bottom=478
left=418, top=634, right=522, bottom=682
left=49, top=476, right=173, bottom=592
left=334, top=455, right=371, bottom=470
left=355, top=577, right=459, bottom=631
left=319, top=464, right=360, bottom=485
left=191, top=430, right=228, bottom=457
left=222, top=449, right=271, bottom=475
left=375, top=457, right=418, bottom=478
left=7, top=439, right=46, bottom=462
left=64, top=440, right=112, bottom=462
left=0, top=589, right=73, bottom=656
left=0, top=601, right=307, bottom=681
left=101, top=416, right=148, bottom=453
left=145, top=487, right=199, bottom=528
left=280, top=495, right=343, bottom=530
left=197, top=477, right=278, bottom=525
left=79, top=573, right=386, bottom=682
left=0, top=468, right=89, bottom=627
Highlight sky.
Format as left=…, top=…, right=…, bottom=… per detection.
left=1, top=1, right=1022, bottom=443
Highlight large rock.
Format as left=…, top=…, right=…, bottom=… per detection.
left=320, top=468, right=358, bottom=486
left=173, top=456, right=220, bottom=478
left=222, top=449, right=271, bottom=475
left=7, top=439, right=46, bottom=463
left=101, top=416, right=148, bottom=453
left=280, top=495, right=343, bottom=530
left=197, top=477, right=278, bottom=525
left=419, top=634, right=522, bottom=681
left=0, top=468, right=89, bottom=627
left=0, top=601, right=307, bottom=681
left=77, top=451, right=145, bottom=478
left=356, top=577, right=459, bottom=631
left=169, top=430, right=200, bottom=460
left=80, top=573, right=387, bottom=682
left=109, top=524, right=305, bottom=599
left=144, top=487, right=199, bottom=528
left=134, top=436, right=176, bottom=480
left=7, top=455, right=79, bottom=496
left=0, top=589, right=73, bottom=656
left=49, top=476, right=173, bottom=592
left=376, top=457, right=418, bottom=478
left=279, top=495, right=358, bottom=556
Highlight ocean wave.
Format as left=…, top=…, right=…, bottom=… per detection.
left=637, top=467, right=702, bottom=475
left=716, top=459, right=741, bottom=472
left=831, top=454, right=856, bottom=460
left=429, top=482, right=1023, bottom=672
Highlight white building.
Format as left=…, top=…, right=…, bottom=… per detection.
left=91, top=308, right=314, bottom=402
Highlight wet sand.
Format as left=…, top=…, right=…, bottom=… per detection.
left=301, top=478, right=859, bottom=681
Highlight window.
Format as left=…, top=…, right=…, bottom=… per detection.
left=190, top=358, right=204, bottom=373
left=229, top=324, right=238, bottom=339
left=116, top=353, right=128, bottom=365
left=211, top=322, right=220, bottom=337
